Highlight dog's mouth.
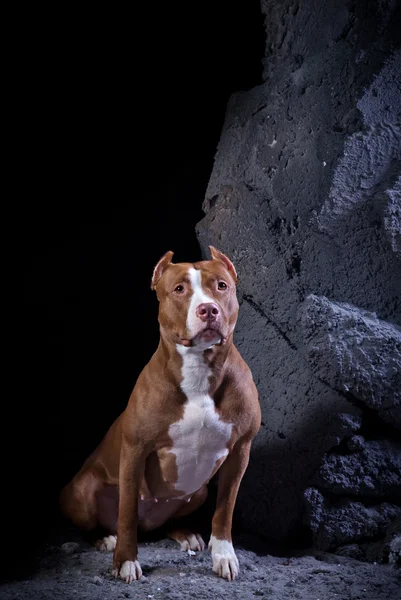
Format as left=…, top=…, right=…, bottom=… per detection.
left=180, top=326, right=225, bottom=348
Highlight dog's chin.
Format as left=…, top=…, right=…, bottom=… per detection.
left=198, top=328, right=221, bottom=343
left=192, top=328, right=223, bottom=349
left=180, top=328, right=223, bottom=349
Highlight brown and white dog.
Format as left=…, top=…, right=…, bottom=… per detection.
left=60, top=246, right=261, bottom=583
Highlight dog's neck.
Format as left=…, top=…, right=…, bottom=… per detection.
left=157, top=332, right=234, bottom=395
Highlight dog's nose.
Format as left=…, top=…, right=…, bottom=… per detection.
left=196, top=303, right=220, bottom=322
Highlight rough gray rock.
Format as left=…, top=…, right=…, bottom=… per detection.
left=318, top=49, right=401, bottom=236
left=384, top=175, right=401, bottom=255
left=195, top=0, right=401, bottom=553
left=304, top=488, right=401, bottom=550
left=60, top=542, right=80, bottom=555
left=388, top=517, right=401, bottom=565
left=361, top=515, right=401, bottom=565
left=316, top=439, right=401, bottom=498
left=301, top=295, right=401, bottom=428
left=336, top=520, right=401, bottom=565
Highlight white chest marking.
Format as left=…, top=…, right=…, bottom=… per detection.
left=168, top=345, right=232, bottom=496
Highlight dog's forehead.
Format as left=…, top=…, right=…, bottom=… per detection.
left=194, top=260, right=233, bottom=281
left=160, top=263, right=193, bottom=287
left=159, top=259, right=234, bottom=289
left=191, top=261, right=237, bottom=289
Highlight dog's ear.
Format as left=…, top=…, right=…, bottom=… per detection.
left=151, top=251, right=174, bottom=289
left=209, top=246, right=238, bottom=283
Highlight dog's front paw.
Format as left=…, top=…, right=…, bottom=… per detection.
left=208, top=535, right=239, bottom=581
left=112, top=560, right=142, bottom=583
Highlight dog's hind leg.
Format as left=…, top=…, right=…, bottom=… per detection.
left=94, top=484, right=119, bottom=551
left=59, top=470, right=102, bottom=531
left=167, top=485, right=208, bottom=553
left=60, top=470, right=120, bottom=552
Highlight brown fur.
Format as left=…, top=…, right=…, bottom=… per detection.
left=60, top=247, right=261, bottom=581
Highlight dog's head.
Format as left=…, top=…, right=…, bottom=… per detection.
left=151, top=247, right=239, bottom=350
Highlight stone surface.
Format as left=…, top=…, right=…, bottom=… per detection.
left=60, top=542, right=80, bottom=555
left=315, top=438, right=401, bottom=498
left=387, top=517, right=401, bottom=565
left=362, top=515, right=401, bottom=565
left=304, top=488, right=401, bottom=551
left=335, top=514, right=401, bottom=565
left=384, top=176, right=401, bottom=255
left=301, top=295, right=401, bottom=428
left=1, top=535, right=401, bottom=600
left=196, top=0, right=401, bottom=552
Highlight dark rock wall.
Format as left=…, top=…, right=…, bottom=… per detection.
left=196, top=0, right=401, bottom=559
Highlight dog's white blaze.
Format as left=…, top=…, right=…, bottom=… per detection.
left=186, top=267, right=216, bottom=339
left=169, top=344, right=232, bottom=496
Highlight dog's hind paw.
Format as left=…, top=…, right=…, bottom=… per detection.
left=96, top=534, right=117, bottom=552
left=169, top=529, right=206, bottom=553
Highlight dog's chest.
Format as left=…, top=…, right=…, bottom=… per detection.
left=167, top=348, right=232, bottom=495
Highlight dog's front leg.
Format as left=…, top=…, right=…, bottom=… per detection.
left=112, top=435, right=147, bottom=583
left=208, top=436, right=252, bottom=581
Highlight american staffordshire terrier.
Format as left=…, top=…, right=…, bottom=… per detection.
left=60, top=246, right=261, bottom=582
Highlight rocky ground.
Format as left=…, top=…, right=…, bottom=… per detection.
left=1, top=533, right=400, bottom=600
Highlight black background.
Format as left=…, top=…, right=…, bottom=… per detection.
left=10, top=1, right=264, bottom=578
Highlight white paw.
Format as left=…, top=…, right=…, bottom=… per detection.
left=179, top=533, right=206, bottom=553
left=96, top=535, right=117, bottom=552
left=112, top=560, right=142, bottom=583
left=208, top=535, right=239, bottom=581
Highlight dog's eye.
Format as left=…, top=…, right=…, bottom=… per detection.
left=218, top=281, right=227, bottom=290
left=174, top=284, right=184, bottom=293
